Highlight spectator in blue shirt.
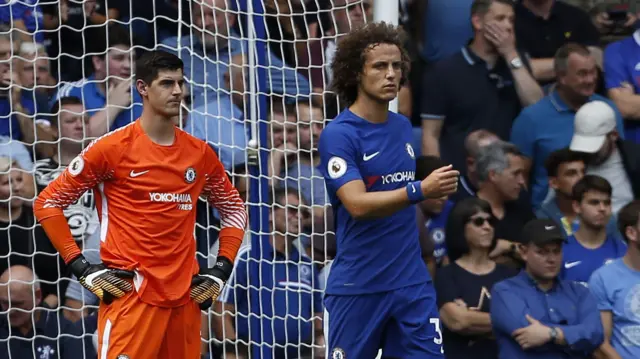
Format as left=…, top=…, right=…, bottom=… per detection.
left=421, top=0, right=474, bottom=64
left=510, top=43, right=625, bottom=208
left=216, top=188, right=324, bottom=359
left=490, top=218, right=604, bottom=359
left=186, top=96, right=248, bottom=171
left=0, top=265, right=84, bottom=359
left=285, top=101, right=328, bottom=226
left=536, top=148, right=586, bottom=235
left=0, top=27, right=54, bottom=149
left=416, top=155, right=455, bottom=272
left=160, top=0, right=310, bottom=108
left=53, top=24, right=141, bottom=137
left=537, top=148, right=620, bottom=238
left=561, top=175, right=626, bottom=284
left=0, top=0, right=44, bottom=44
left=590, top=200, right=640, bottom=359
left=603, top=24, right=640, bottom=143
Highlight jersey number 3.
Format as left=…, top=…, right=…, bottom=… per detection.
left=430, top=318, right=444, bottom=354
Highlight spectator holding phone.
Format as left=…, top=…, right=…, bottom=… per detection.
left=563, top=1, right=638, bottom=45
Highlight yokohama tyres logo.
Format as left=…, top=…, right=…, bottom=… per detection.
left=149, top=192, right=193, bottom=203
left=381, top=171, right=415, bottom=184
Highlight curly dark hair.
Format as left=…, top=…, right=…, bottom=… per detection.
left=330, top=22, right=410, bottom=106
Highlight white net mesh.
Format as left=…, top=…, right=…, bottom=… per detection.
left=0, top=0, right=376, bottom=358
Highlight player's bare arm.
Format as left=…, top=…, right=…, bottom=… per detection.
left=421, top=118, right=443, bottom=157
left=336, top=165, right=459, bottom=220
left=594, top=311, right=623, bottom=359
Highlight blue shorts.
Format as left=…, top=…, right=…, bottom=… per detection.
left=324, top=281, right=444, bottom=359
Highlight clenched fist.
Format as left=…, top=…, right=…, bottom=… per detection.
left=421, top=165, right=459, bottom=199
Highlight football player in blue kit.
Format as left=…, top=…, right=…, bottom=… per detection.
left=318, top=22, right=460, bottom=359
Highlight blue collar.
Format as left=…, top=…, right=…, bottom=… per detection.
left=549, top=89, right=597, bottom=113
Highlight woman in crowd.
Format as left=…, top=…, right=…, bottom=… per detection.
left=434, top=197, right=517, bottom=359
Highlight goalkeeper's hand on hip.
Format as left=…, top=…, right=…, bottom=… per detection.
left=68, top=255, right=135, bottom=304
left=190, top=257, right=233, bottom=310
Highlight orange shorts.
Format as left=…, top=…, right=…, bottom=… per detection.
left=96, top=291, right=201, bottom=359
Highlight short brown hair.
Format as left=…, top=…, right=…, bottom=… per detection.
left=572, top=174, right=612, bottom=202
left=471, top=0, right=514, bottom=16
left=618, top=200, right=640, bottom=242
left=554, top=43, right=591, bottom=76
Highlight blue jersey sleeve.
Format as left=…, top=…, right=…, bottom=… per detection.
left=318, top=124, right=362, bottom=194
left=604, top=42, right=628, bottom=90
left=588, top=267, right=613, bottom=311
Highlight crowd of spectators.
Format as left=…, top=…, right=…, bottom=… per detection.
left=3, top=0, right=640, bottom=358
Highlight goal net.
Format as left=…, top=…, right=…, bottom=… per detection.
left=0, top=0, right=374, bottom=358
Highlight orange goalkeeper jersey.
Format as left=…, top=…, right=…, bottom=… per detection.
left=34, top=120, right=247, bottom=307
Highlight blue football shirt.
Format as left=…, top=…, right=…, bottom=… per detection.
left=318, top=109, right=430, bottom=296
left=0, top=0, right=44, bottom=43
left=54, top=75, right=143, bottom=132
left=589, top=259, right=640, bottom=359
left=604, top=34, right=640, bottom=143
left=426, top=200, right=454, bottom=264
left=561, top=234, right=626, bottom=285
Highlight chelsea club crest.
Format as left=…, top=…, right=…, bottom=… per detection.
left=184, top=167, right=196, bottom=183
left=331, top=348, right=346, bottom=359
left=406, top=143, right=415, bottom=159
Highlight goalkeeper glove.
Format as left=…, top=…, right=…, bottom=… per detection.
left=68, top=255, right=135, bottom=304
left=190, top=257, right=233, bottom=310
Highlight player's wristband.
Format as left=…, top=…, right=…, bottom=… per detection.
left=68, top=255, right=90, bottom=278
left=212, top=257, right=234, bottom=282
left=406, top=181, right=425, bottom=204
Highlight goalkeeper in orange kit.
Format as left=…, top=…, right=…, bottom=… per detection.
left=33, top=50, right=247, bottom=359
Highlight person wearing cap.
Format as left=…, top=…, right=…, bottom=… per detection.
left=490, top=218, right=604, bottom=359
left=510, top=43, right=626, bottom=209
left=570, top=100, right=640, bottom=215
left=590, top=200, right=640, bottom=359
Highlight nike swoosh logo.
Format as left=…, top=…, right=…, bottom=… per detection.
left=564, top=261, right=581, bottom=269
left=363, top=152, right=380, bottom=161
left=545, top=225, right=555, bottom=230
left=130, top=170, right=149, bottom=178
left=411, top=184, right=417, bottom=193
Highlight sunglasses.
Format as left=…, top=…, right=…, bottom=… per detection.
left=468, top=216, right=496, bottom=227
